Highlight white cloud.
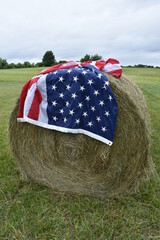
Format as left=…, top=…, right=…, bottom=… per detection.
left=0, top=0, right=160, bottom=65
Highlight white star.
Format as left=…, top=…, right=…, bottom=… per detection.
left=91, top=106, right=96, bottom=112
left=67, top=69, right=72, bottom=73
left=98, top=73, right=102, bottom=79
left=52, top=101, right=57, bottom=106
left=80, top=85, right=85, bottom=91
left=82, top=70, right=87, bottom=75
left=75, top=119, right=80, bottom=124
left=85, top=96, right=90, bottom=101
left=96, top=116, right=101, bottom=122
left=78, top=102, right=83, bottom=108
left=87, top=121, right=93, bottom=127
left=105, top=111, right=110, bottom=117
left=66, top=101, right=69, bottom=106
left=69, top=110, right=74, bottom=115
left=66, top=85, right=71, bottom=90
left=99, top=100, right=104, bottom=106
left=60, top=109, right=64, bottom=114
left=102, top=85, right=107, bottom=90
left=64, top=117, right=67, bottom=123
left=71, top=93, right=77, bottom=99
left=83, top=112, right=88, bottom=117
left=101, top=126, right=107, bottom=132
left=88, top=79, right=93, bottom=85
left=53, top=116, right=57, bottom=121
left=94, top=90, right=99, bottom=96
left=105, top=81, right=109, bottom=86
left=53, top=71, right=57, bottom=75
left=73, top=76, right=79, bottom=82
left=108, top=95, right=113, bottom=101
left=59, top=93, right=64, bottom=98
left=52, top=85, right=57, bottom=90
left=59, top=76, right=64, bottom=82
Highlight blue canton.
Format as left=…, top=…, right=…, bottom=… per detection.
left=46, top=65, right=117, bottom=145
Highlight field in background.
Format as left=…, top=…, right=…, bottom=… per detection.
left=0, top=67, right=160, bottom=239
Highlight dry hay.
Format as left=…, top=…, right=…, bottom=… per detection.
left=8, top=74, right=155, bottom=198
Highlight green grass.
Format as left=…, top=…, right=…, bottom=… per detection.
left=0, top=67, right=160, bottom=239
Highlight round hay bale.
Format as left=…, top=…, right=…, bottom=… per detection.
left=8, top=74, right=154, bottom=198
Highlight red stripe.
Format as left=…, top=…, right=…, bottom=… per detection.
left=106, top=58, right=120, bottom=65
left=81, top=60, right=93, bottom=66
left=95, top=60, right=106, bottom=70
left=18, top=79, right=31, bottom=118
left=27, top=87, right=42, bottom=120
left=107, top=69, right=122, bottom=78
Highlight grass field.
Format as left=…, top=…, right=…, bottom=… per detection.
left=0, top=67, right=160, bottom=239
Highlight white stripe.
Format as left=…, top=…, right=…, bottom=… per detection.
left=23, top=83, right=37, bottom=118
left=36, top=74, right=48, bottom=123
left=102, top=63, right=121, bottom=72
left=19, top=116, right=113, bottom=146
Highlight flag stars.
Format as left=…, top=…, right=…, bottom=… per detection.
left=60, top=109, right=64, bottom=114
left=88, top=79, right=93, bottom=85
left=101, top=126, right=107, bottom=132
left=105, top=111, right=110, bottom=117
left=98, top=73, right=102, bottom=79
left=67, top=69, right=72, bottom=73
left=75, top=119, right=80, bottom=124
left=69, top=110, right=74, bottom=115
left=71, top=93, right=77, bottom=99
left=83, top=112, right=88, bottom=117
left=99, top=100, right=104, bottom=106
left=66, top=85, right=71, bottom=90
left=53, top=71, right=57, bottom=75
left=59, top=76, right=64, bottom=82
left=53, top=116, right=58, bottom=121
left=87, top=121, right=93, bottom=127
left=96, top=116, right=101, bottom=122
left=94, top=90, right=99, bottom=96
left=85, top=96, right=90, bottom=101
left=59, top=92, right=64, bottom=98
left=102, top=85, right=107, bottom=90
left=108, top=95, right=113, bottom=101
left=52, top=100, right=57, bottom=106
left=78, top=102, right=83, bottom=108
left=105, top=81, right=109, bottom=86
left=64, top=117, right=67, bottom=123
left=80, top=85, right=85, bottom=91
left=73, top=76, right=79, bottom=82
left=82, top=70, right=87, bottom=75
left=66, top=101, right=69, bottom=107
left=91, top=106, right=96, bottom=112
left=52, top=85, right=57, bottom=90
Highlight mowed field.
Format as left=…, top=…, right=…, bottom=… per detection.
left=0, top=67, right=160, bottom=239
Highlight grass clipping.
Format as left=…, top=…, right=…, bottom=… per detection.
left=9, top=74, right=154, bottom=198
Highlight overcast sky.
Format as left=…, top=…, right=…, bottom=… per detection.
left=0, top=0, right=160, bottom=66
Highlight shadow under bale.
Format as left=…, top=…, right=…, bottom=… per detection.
left=8, top=74, right=154, bottom=198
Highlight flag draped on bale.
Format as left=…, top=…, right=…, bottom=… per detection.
left=17, top=58, right=122, bottom=146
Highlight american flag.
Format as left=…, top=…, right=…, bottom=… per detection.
left=18, top=59, right=121, bottom=146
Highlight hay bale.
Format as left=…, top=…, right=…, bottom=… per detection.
left=8, top=74, right=154, bottom=198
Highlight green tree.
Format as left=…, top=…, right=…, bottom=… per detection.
left=35, top=62, right=43, bottom=67
left=23, top=61, right=32, bottom=68
left=1, top=59, right=8, bottom=69
left=42, top=51, right=56, bottom=66
left=80, top=54, right=91, bottom=62
left=16, top=63, right=23, bottom=68
left=91, top=54, right=102, bottom=61
left=0, top=57, right=2, bottom=69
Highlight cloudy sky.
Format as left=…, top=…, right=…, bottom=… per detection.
left=0, top=0, right=160, bottom=66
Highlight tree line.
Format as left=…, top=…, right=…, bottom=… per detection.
left=0, top=51, right=159, bottom=69
left=0, top=51, right=103, bottom=69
